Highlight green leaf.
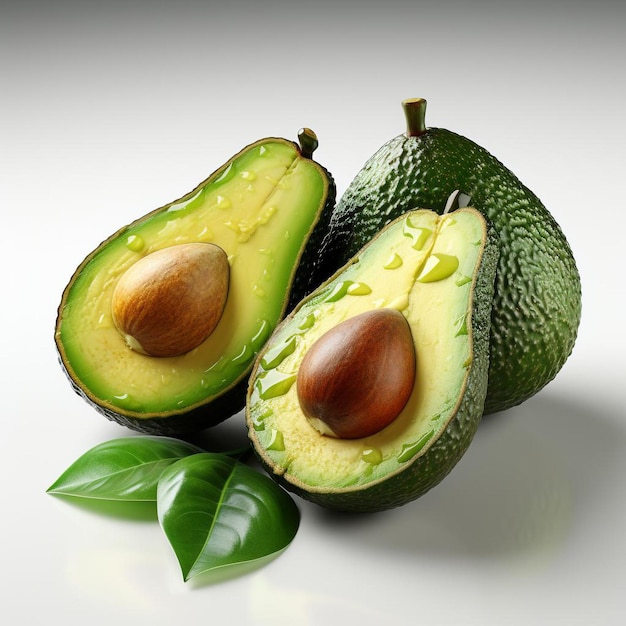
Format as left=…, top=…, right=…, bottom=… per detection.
left=46, top=436, right=205, bottom=501
left=157, top=453, right=300, bottom=581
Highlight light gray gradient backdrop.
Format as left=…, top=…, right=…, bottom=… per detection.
left=2, top=1, right=625, bottom=624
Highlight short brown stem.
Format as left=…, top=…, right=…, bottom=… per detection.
left=402, top=98, right=428, bottom=137
left=298, top=128, right=319, bottom=159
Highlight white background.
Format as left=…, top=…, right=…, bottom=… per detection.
left=2, top=1, right=625, bottom=624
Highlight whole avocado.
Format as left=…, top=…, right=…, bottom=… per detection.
left=314, top=98, right=581, bottom=414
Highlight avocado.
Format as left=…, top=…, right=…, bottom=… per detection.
left=55, top=130, right=335, bottom=435
left=246, top=207, right=498, bottom=512
left=314, top=98, right=581, bottom=414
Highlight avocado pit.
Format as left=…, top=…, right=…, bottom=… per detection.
left=111, top=242, right=229, bottom=357
left=296, top=308, right=416, bottom=439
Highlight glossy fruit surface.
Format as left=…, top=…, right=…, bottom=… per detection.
left=296, top=309, right=416, bottom=439
left=56, top=131, right=334, bottom=434
left=110, top=242, right=229, bottom=357
left=247, top=207, right=498, bottom=512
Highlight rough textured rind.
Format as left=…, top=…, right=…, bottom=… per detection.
left=248, top=211, right=499, bottom=513
left=315, top=128, right=581, bottom=414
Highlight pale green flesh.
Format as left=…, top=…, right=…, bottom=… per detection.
left=57, top=140, right=326, bottom=417
left=248, top=209, right=485, bottom=491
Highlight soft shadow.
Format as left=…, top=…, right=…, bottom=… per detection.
left=307, top=389, right=626, bottom=561
left=182, top=409, right=251, bottom=454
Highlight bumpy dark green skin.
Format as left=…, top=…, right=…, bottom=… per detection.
left=316, top=128, right=581, bottom=414
left=252, top=214, right=499, bottom=513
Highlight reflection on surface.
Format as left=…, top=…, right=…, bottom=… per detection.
left=249, top=574, right=389, bottom=626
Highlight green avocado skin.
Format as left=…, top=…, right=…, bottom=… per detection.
left=58, top=360, right=250, bottom=435
left=265, top=217, right=499, bottom=513
left=315, top=128, right=581, bottom=415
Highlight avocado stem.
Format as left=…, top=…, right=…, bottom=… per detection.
left=298, top=128, right=319, bottom=159
left=402, top=98, right=427, bottom=137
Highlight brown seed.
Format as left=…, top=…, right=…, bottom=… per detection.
left=296, top=308, right=416, bottom=439
left=111, top=242, right=229, bottom=357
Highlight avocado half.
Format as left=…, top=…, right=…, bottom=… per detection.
left=246, top=207, right=499, bottom=512
left=55, top=131, right=335, bottom=435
